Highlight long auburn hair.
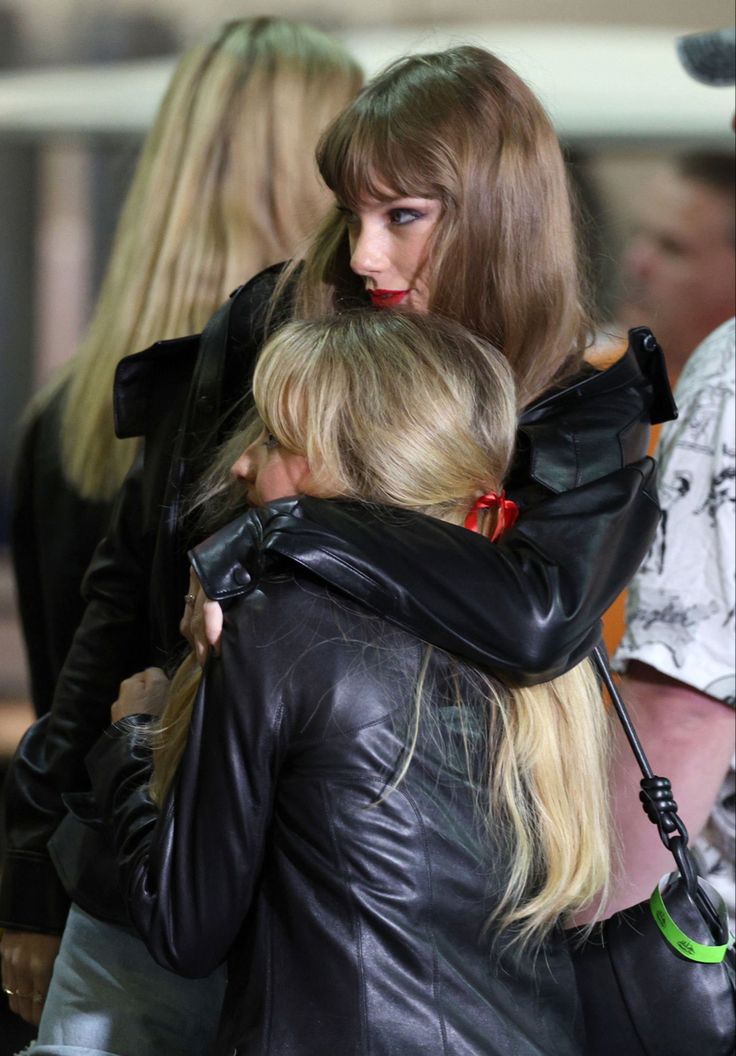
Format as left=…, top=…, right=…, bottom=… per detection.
left=150, top=311, right=611, bottom=951
left=279, top=45, right=592, bottom=407
left=40, top=18, right=362, bottom=501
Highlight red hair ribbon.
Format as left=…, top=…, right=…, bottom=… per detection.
left=464, top=490, right=519, bottom=541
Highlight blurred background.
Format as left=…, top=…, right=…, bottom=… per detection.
left=0, top=0, right=733, bottom=780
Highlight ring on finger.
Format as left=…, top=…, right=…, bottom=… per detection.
left=184, top=593, right=196, bottom=607
left=4, top=986, right=36, bottom=999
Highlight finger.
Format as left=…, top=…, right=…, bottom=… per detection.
left=203, top=600, right=224, bottom=656
left=182, top=569, right=200, bottom=646
left=29, top=993, right=45, bottom=1026
left=3, top=967, right=34, bottom=1026
left=192, top=591, right=209, bottom=668
left=16, top=991, right=39, bottom=1026
left=27, top=957, right=54, bottom=1027
left=180, top=605, right=193, bottom=648
left=143, top=667, right=169, bottom=685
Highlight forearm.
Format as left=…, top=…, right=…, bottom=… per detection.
left=191, top=462, right=659, bottom=684
left=605, top=662, right=735, bottom=915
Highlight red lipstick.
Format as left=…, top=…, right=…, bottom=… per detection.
left=368, top=289, right=410, bottom=308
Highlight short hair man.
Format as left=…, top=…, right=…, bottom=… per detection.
left=622, top=151, right=735, bottom=383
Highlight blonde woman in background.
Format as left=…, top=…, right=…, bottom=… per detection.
left=2, top=16, right=360, bottom=1054
left=102, top=310, right=612, bottom=1056
left=11, top=16, right=361, bottom=719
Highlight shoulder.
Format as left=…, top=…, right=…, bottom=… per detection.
left=13, top=381, right=70, bottom=478
left=220, top=569, right=421, bottom=735
left=657, top=318, right=735, bottom=467
left=113, top=334, right=200, bottom=439
left=227, top=263, right=292, bottom=347
left=675, top=318, right=735, bottom=405
left=112, top=264, right=291, bottom=440
left=225, top=567, right=409, bottom=656
left=513, top=340, right=662, bottom=495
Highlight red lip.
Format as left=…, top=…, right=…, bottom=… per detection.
left=368, top=289, right=410, bottom=308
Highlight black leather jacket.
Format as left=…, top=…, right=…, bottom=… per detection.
left=87, top=504, right=588, bottom=1056
left=0, top=264, right=672, bottom=934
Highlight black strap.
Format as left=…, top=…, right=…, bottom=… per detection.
left=591, top=645, right=700, bottom=898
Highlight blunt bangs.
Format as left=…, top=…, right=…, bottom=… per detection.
left=317, top=63, right=459, bottom=209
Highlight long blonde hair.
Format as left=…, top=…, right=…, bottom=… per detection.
left=43, top=18, right=361, bottom=501
left=151, top=311, right=610, bottom=949
left=277, top=45, right=592, bottom=408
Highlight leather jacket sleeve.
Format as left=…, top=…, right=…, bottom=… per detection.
left=85, top=595, right=292, bottom=978
left=190, top=458, right=658, bottom=685
left=190, top=327, right=673, bottom=685
left=0, top=465, right=152, bottom=932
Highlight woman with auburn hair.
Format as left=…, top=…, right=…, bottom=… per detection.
left=2, top=15, right=361, bottom=1053
left=292, top=46, right=587, bottom=406
left=97, top=309, right=612, bottom=1056
left=11, top=15, right=362, bottom=719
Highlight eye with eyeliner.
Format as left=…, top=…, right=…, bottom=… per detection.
left=388, top=208, right=424, bottom=225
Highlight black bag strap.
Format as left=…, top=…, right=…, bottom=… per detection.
left=591, top=645, right=703, bottom=900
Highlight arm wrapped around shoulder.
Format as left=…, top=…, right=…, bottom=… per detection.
left=189, top=458, right=659, bottom=684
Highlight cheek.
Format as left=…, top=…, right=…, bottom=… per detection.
left=411, top=231, right=433, bottom=274
left=257, top=453, right=311, bottom=502
left=256, top=462, right=289, bottom=503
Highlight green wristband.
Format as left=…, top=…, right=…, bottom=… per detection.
left=650, top=883, right=731, bottom=963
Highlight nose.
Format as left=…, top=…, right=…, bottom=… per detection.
left=349, top=221, right=388, bottom=279
left=230, top=443, right=257, bottom=482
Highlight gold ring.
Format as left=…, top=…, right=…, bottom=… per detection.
left=184, top=593, right=196, bottom=607
left=3, top=986, right=34, bottom=998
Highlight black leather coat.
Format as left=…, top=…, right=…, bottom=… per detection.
left=87, top=505, right=588, bottom=1056
left=0, top=263, right=672, bottom=935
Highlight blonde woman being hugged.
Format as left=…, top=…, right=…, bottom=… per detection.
left=2, top=17, right=360, bottom=1053
left=99, top=310, right=612, bottom=1056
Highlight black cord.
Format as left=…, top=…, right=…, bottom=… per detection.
left=592, top=645, right=698, bottom=897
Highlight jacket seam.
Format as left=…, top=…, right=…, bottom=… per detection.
left=263, top=881, right=274, bottom=1056
left=322, top=780, right=369, bottom=1055
left=571, top=421, right=582, bottom=487
left=399, top=785, right=449, bottom=1056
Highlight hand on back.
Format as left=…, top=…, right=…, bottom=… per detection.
left=179, top=568, right=223, bottom=667
left=111, top=667, right=170, bottom=723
